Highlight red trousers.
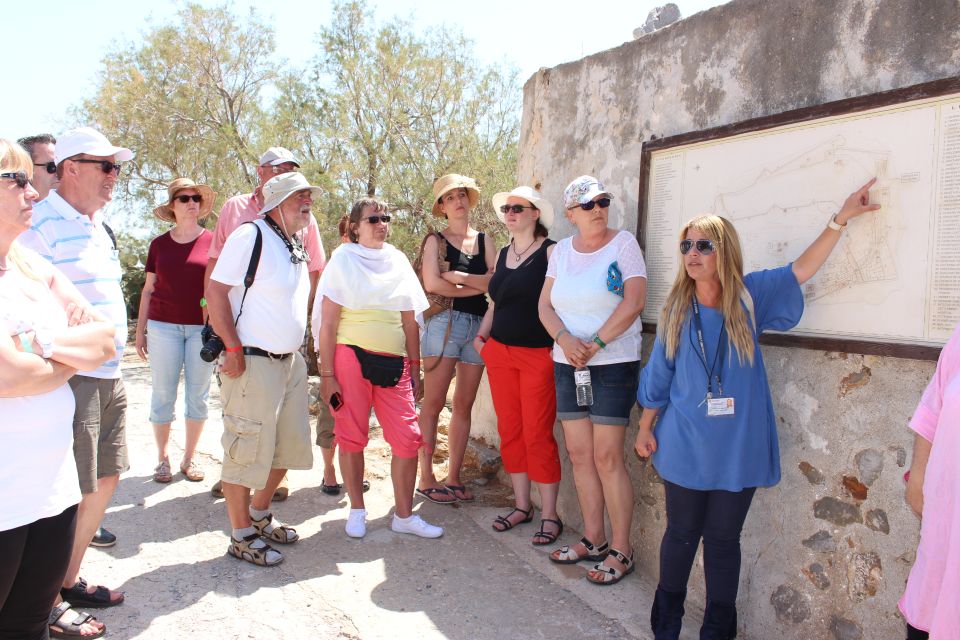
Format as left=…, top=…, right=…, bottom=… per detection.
left=481, top=338, right=560, bottom=483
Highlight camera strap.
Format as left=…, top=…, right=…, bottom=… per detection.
left=233, top=222, right=263, bottom=327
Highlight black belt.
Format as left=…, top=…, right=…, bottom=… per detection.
left=242, top=347, right=292, bottom=360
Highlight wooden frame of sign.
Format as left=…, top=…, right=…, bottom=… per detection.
left=636, top=76, right=960, bottom=362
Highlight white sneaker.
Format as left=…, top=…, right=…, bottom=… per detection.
left=391, top=514, right=444, bottom=538
left=346, top=509, right=367, bottom=538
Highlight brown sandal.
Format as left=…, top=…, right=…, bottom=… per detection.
left=227, top=532, right=283, bottom=566
left=250, top=513, right=299, bottom=544
left=153, top=460, right=172, bottom=483
left=180, top=460, right=204, bottom=482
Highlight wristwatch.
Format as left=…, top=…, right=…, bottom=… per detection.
left=33, top=327, right=55, bottom=359
left=826, top=215, right=847, bottom=232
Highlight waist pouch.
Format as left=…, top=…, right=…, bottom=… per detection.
left=348, top=345, right=404, bottom=387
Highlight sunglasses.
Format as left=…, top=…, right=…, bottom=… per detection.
left=34, top=161, right=57, bottom=175
left=0, top=172, right=29, bottom=188
left=71, top=158, right=123, bottom=174
left=175, top=194, right=203, bottom=203
left=574, top=197, right=611, bottom=211
left=679, top=239, right=717, bottom=255
left=500, top=204, right=537, bottom=214
left=364, top=215, right=391, bottom=224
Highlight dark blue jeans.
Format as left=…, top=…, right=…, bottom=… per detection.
left=659, top=481, right=756, bottom=605
left=907, top=625, right=929, bottom=640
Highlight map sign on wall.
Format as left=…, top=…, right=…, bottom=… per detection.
left=639, top=80, right=960, bottom=352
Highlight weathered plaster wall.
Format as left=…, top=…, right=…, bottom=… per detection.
left=471, top=1, right=959, bottom=638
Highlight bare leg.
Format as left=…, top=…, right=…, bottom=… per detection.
left=321, top=446, right=338, bottom=485
left=222, top=482, right=253, bottom=530
left=444, top=361, right=485, bottom=496
left=181, top=418, right=204, bottom=465
left=550, top=418, right=605, bottom=559
left=417, top=356, right=457, bottom=491
left=493, top=471, right=535, bottom=530
left=537, top=480, right=560, bottom=521
left=249, top=468, right=288, bottom=513
left=340, top=450, right=366, bottom=509
left=392, top=455, right=418, bottom=518
left=152, top=422, right=171, bottom=462
left=62, top=475, right=121, bottom=597
left=587, top=426, right=634, bottom=578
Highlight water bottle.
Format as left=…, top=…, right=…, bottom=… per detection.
left=575, top=367, right=594, bottom=406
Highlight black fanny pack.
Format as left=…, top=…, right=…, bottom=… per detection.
left=348, top=345, right=404, bottom=387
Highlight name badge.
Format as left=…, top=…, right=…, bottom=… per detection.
left=707, top=397, right=735, bottom=417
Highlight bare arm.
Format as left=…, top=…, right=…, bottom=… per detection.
left=206, top=279, right=244, bottom=378
left=905, top=432, right=932, bottom=518
left=401, top=310, right=421, bottom=397
left=44, top=264, right=117, bottom=370
left=472, top=303, right=495, bottom=355
left=0, top=333, right=77, bottom=397
left=440, top=235, right=497, bottom=292
left=135, top=272, right=156, bottom=360
left=538, top=277, right=593, bottom=368
left=318, top=297, right=343, bottom=409
left=588, top=276, right=647, bottom=358
left=421, top=235, right=483, bottom=297
left=634, top=407, right=660, bottom=457
left=793, top=178, right=880, bottom=285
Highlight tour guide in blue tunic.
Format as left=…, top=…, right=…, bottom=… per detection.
left=635, top=179, right=879, bottom=640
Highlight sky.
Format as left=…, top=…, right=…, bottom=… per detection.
left=2, top=0, right=730, bottom=141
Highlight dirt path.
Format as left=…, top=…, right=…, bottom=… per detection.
left=79, top=354, right=679, bottom=639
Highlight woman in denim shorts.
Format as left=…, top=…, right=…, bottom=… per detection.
left=538, top=176, right=647, bottom=585
left=135, top=178, right=217, bottom=483
left=417, top=174, right=497, bottom=504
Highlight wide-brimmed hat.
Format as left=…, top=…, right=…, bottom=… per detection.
left=491, top=186, right=554, bottom=229
left=259, top=146, right=300, bottom=167
left=562, top=175, right=614, bottom=210
left=256, top=172, right=324, bottom=216
left=55, top=127, right=133, bottom=164
left=153, top=178, right=217, bottom=223
left=431, top=174, right=480, bottom=216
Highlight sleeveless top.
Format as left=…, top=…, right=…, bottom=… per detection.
left=488, top=239, right=555, bottom=348
left=444, top=232, right=489, bottom=317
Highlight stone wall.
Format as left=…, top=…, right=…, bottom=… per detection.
left=471, top=1, right=960, bottom=637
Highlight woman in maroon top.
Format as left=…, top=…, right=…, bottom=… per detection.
left=135, top=178, right=217, bottom=483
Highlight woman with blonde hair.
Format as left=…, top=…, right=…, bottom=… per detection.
left=0, top=139, right=116, bottom=638
left=416, top=174, right=496, bottom=504
left=636, top=180, right=879, bottom=639
left=135, top=178, right=217, bottom=483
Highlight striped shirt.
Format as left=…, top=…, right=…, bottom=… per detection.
left=19, top=190, right=126, bottom=379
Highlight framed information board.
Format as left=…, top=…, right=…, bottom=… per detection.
left=638, top=77, right=960, bottom=360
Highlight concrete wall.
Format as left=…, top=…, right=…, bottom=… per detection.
left=471, top=1, right=960, bottom=638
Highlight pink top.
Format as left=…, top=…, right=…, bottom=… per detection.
left=899, top=324, right=960, bottom=637
left=209, top=189, right=326, bottom=273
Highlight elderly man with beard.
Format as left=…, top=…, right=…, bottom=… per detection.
left=205, top=172, right=320, bottom=566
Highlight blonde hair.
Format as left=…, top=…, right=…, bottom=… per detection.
left=658, top=214, right=756, bottom=365
left=1, top=139, right=41, bottom=280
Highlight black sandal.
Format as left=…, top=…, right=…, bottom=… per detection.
left=59, top=578, right=124, bottom=609
left=492, top=506, right=534, bottom=532
left=49, top=602, right=105, bottom=639
left=531, top=518, right=563, bottom=546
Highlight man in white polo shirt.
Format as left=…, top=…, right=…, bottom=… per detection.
left=19, top=127, right=130, bottom=609
left=206, top=172, right=319, bottom=566
left=205, top=146, right=326, bottom=501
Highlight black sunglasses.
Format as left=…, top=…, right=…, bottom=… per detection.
left=679, top=239, right=717, bottom=255
left=500, top=204, right=537, bottom=214
left=0, top=172, right=29, bottom=188
left=364, top=215, right=391, bottom=224
left=71, top=158, right=123, bottom=174
left=34, top=161, right=57, bottom=175
left=576, top=197, right=611, bottom=211
left=175, top=194, right=203, bottom=203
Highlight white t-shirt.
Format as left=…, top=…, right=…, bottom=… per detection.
left=547, top=230, right=647, bottom=365
left=210, top=219, right=309, bottom=354
left=0, top=263, right=81, bottom=531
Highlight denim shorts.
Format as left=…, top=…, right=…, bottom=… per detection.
left=554, top=360, right=640, bottom=426
left=147, top=320, right=216, bottom=424
left=421, top=310, right=484, bottom=365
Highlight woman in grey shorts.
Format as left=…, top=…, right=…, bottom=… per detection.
left=416, top=174, right=496, bottom=504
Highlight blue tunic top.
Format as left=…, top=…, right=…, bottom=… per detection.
left=637, top=265, right=803, bottom=491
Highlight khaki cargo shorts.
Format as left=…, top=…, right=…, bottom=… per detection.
left=69, top=376, right=130, bottom=494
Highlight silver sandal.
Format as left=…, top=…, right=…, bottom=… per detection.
left=549, top=536, right=609, bottom=565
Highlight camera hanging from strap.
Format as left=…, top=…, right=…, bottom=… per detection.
left=263, top=214, right=309, bottom=264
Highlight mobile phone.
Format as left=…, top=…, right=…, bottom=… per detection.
left=329, top=392, right=343, bottom=410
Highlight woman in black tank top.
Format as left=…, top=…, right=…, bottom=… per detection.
left=417, top=174, right=496, bottom=505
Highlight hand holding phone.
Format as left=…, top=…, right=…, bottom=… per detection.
left=329, top=392, right=343, bottom=410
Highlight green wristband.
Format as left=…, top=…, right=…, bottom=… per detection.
left=18, top=332, right=34, bottom=354
left=592, top=333, right=607, bottom=349
left=199, top=297, right=207, bottom=308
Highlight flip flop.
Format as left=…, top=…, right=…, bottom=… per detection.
left=415, top=487, right=457, bottom=504
left=444, top=483, right=475, bottom=502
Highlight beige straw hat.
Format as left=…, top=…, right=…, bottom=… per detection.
left=431, top=174, right=480, bottom=216
left=153, top=178, right=217, bottom=223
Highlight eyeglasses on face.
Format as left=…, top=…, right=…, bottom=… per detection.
left=679, top=239, right=717, bottom=256
left=175, top=194, right=202, bottom=203
left=34, top=161, right=57, bottom=175
left=71, top=158, right=123, bottom=174
left=574, top=197, right=611, bottom=211
left=364, top=215, right=391, bottom=224
left=500, top=204, right=537, bottom=214
left=0, top=172, right=29, bottom=188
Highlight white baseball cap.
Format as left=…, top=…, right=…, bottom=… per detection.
left=256, top=172, right=324, bottom=216
left=54, top=127, right=133, bottom=165
left=258, top=146, right=300, bottom=167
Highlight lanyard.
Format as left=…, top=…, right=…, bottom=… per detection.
left=692, top=298, right=725, bottom=398
left=263, top=216, right=310, bottom=264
